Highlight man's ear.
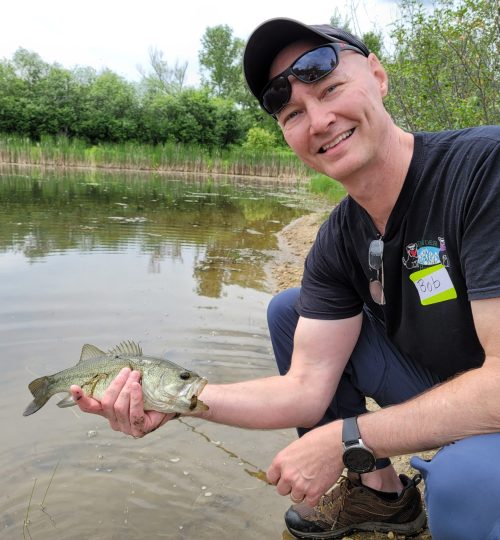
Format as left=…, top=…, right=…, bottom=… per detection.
left=368, top=53, right=389, bottom=97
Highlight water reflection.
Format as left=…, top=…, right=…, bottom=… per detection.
left=0, top=169, right=305, bottom=296
left=0, top=166, right=308, bottom=540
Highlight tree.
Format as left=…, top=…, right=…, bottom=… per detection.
left=198, top=24, right=245, bottom=99
left=0, top=49, right=86, bottom=139
left=330, top=8, right=352, bottom=32
left=139, top=89, right=244, bottom=147
left=79, top=70, right=139, bottom=143
left=138, top=47, right=187, bottom=95
left=0, top=61, right=28, bottom=134
left=12, top=48, right=49, bottom=85
left=385, top=0, right=499, bottom=131
left=362, top=30, right=384, bottom=59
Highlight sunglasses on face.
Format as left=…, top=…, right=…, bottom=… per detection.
left=369, top=238, right=386, bottom=305
left=259, top=42, right=366, bottom=116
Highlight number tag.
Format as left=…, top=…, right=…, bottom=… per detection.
left=409, top=264, right=457, bottom=306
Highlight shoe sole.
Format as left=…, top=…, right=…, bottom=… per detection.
left=287, top=509, right=427, bottom=539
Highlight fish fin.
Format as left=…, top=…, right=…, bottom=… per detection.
left=56, top=394, right=77, bottom=408
left=23, top=376, right=51, bottom=416
left=79, top=344, right=106, bottom=363
left=108, top=340, right=143, bottom=357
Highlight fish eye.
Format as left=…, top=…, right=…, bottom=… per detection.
left=179, top=371, right=191, bottom=380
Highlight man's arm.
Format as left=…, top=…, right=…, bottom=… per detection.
left=197, top=314, right=363, bottom=429
left=268, top=297, right=500, bottom=506
left=359, top=296, right=500, bottom=454
left=71, top=313, right=363, bottom=435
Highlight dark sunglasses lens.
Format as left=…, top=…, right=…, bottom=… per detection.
left=369, top=239, right=384, bottom=270
left=262, top=76, right=291, bottom=115
left=261, top=45, right=340, bottom=115
left=293, top=46, right=338, bottom=82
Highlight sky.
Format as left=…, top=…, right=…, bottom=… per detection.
left=1, top=0, right=402, bottom=87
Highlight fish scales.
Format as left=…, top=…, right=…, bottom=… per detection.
left=23, top=341, right=208, bottom=417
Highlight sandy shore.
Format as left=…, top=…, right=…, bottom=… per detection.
left=270, top=211, right=433, bottom=540
left=269, top=211, right=326, bottom=293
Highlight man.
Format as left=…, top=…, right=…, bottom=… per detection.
left=71, top=18, right=500, bottom=540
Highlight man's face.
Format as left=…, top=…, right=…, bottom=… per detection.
left=269, top=41, right=389, bottom=183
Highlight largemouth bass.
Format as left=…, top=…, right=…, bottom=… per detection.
left=23, top=341, right=208, bottom=416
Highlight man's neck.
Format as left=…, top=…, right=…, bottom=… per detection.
left=342, top=127, right=414, bottom=236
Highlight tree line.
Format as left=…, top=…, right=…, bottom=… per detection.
left=0, top=0, right=497, bottom=153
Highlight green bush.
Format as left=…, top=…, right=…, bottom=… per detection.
left=242, top=127, right=277, bottom=151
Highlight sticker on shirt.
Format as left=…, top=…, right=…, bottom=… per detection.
left=409, top=264, right=457, bottom=305
left=402, top=236, right=449, bottom=270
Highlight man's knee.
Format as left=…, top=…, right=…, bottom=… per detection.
left=267, top=288, right=300, bottom=375
left=412, top=434, right=500, bottom=540
left=267, top=288, right=300, bottom=337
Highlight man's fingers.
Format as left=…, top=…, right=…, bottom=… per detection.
left=128, top=380, right=147, bottom=437
left=304, top=493, right=321, bottom=507
left=154, top=411, right=176, bottom=428
left=70, top=385, right=104, bottom=415
left=128, top=381, right=174, bottom=436
left=100, top=367, right=132, bottom=412
left=266, top=459, right=281, bottom=486
left=71, top=369, right=171, bottom=437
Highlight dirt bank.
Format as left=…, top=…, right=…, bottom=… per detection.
left=270, top=211, right=433, bottom=540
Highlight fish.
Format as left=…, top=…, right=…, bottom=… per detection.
left=23, top=341, right=208, bottom=417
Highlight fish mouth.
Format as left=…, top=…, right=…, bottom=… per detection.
left=185, top=377, right=207, bottom=400
left=185, top=378, right=208, bottom=411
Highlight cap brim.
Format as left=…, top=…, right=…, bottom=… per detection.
left=243, top=18, right=338, bottom=100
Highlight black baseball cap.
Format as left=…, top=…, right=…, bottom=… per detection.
left=243, top=17, right=370, bottom=101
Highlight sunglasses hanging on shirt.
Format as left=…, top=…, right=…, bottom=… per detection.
left=369, top=238, right=386, bottom=305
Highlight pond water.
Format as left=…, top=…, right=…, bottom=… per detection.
left=0, top=166, right=312, bottom=540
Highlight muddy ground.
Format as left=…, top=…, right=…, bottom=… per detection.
left=269, top=211, right=434, bottom=540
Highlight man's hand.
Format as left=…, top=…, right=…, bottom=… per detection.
left=70, top=368, right=175, bottom=438
left=266, top=421, right=344, bottom=507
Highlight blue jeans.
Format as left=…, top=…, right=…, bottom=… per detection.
left=267, top=288, right=500, bottom=540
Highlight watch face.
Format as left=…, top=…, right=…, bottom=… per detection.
left=343, top=447, right=376, bottom=473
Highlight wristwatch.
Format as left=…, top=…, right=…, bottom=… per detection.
left=342, top=416, right=376, bottom=473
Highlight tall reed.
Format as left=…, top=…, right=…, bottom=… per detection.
left=0, top=134, right=311, bottom=179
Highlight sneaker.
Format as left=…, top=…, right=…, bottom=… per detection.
left=285, top=473, right=427, bottom=539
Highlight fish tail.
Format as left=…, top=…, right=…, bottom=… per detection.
left=23, top=376, right=52, bottom=416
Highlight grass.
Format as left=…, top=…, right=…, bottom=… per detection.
left=308, top=173, right=347, bottom=203
left=0, top=134, right=312, bottom=179
left=22, top=460, right=60, bottom=538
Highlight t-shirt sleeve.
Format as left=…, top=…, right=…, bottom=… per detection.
left=459, top=131, right=500, bottom=300
left=296, top=212, right=364, bottom=320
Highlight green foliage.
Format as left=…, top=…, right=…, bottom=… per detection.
left=78, top=70, right=139, bottom=143
left=198, top=24, right=245, bottom=99
left=0, top=50, right=246, bottom=149
left=385, top=0, right=499, bottom=130
left=0, top=0, right=497, bottom=164
left=139, top=89, right=244, bottom=147
left=243, top=127, right=277, bottom=151
left=362, top=31, right=384, bottom=59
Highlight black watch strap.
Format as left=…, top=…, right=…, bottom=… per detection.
left=342, top=416, right=391, bottom=470
left=342, top=416, right=361, bottom=444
